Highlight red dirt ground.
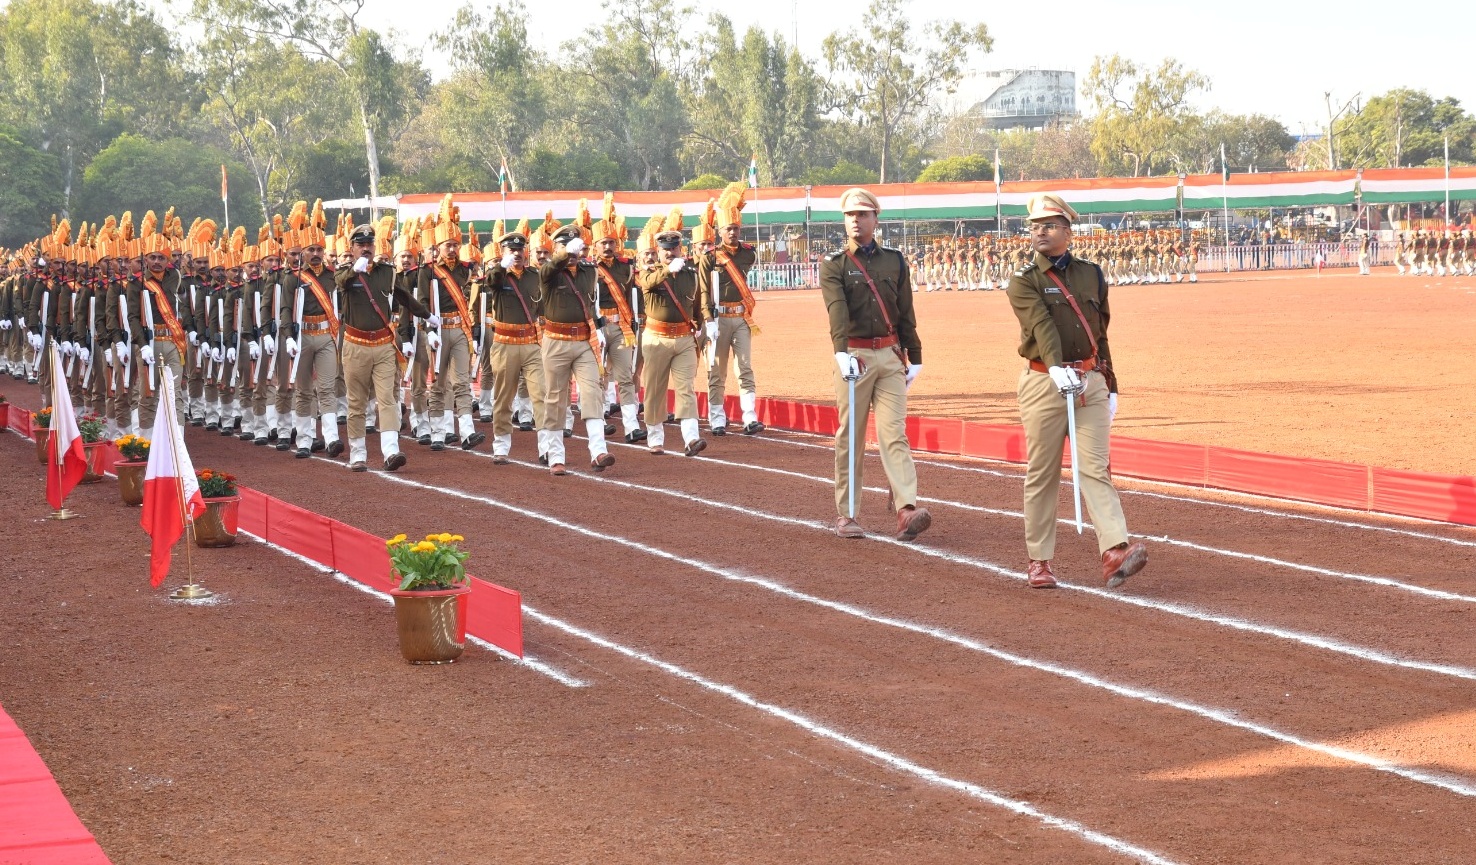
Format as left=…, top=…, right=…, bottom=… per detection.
left=4, top=364, right=1476, bottom=863
left=751, top=265, right=1476, bottom=477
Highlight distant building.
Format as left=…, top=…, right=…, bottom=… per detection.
left=970, top=69, right=1078, bottom=130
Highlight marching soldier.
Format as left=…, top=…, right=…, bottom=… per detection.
left=1007, top=193, right=1147, bottom=590
left=636, top=209, right=709, bottom=457
left=336, top=219, right=429, bottom=471
left=482, top=220, right=547, bottom=464
left=589, top=195, right=645, bottom=443
left=538, top=221, right=615, bottom=474
left=27, top=224, right=70, bottom=409
left=696, top=182, right=766, bottom=436
left=415, top=195, right=484, bottom=452
left=822, top=188, right=930, bottom=542
left=280, top=201, right=344, bottom=458
left=125, top=212, right=190, bottom=430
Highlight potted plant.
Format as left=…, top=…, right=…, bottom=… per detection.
left=31, top=407, right=52, bottom=465
left=386, top=533, right=471, bottom=664
left=192, top=468, right=240, bottom=548
left=78, top=415, right=108, bottom=483
left=114, top=434, right=151, bottom=506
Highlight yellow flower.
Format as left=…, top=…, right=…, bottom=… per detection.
left=386, top=533, right=407, bottom=548
left=425, top=534, right=439, bottom=542
left=449, top=534, right=464, bottom=543
left=410, top=541, right=436, bottom=553
left=436, top=532, right=453, bottom=543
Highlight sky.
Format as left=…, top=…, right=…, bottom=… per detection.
left=153, top=0, right=1476, bottom=133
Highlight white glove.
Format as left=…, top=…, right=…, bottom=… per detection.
left=248, top=341, right=261, bottom=360
left=401, top=341, right=414, bottom=359
left=353, top=256, right=370, bottom=273
left=262, top=334, right=276, bottom=355
left=227, top=346, right=238, bottom=364
left=29, top=333, right=42, bottom=351
left=667, top=257, right=685, bottom=273
left=79, top=347, right=91, bottom=365
left=704, top=320, right=718, bottom=342
left=140, top=345, right=155, bottom=366
left=426, top=330, right=442, bottom=352
left=188, top=330, right=199, bottom=346
left=426, top=313, right=442, bottom=330
left=596, top=327, right=607, bottom=354
left=115, top=341, right=130, bottom=363
left=60, top=340, right=74, bottom=357
left=1046, top=365, right=1081, bottom=394
left=104, top=347, right=114, bottom=365
left=500, top=253, right=516, bottom=269
left=1108, top=393, right=1119, bottom=422
left=565, top=237, right=586, bottom=256
left=905, top=363, right=922, bottom=389
left=285, top=337, right=300, bottom=358
left=0, top=319, right=10, bottom=330
left=212, top=346, right=224, bottom=363
left=834, top=351, right=859, bottom=378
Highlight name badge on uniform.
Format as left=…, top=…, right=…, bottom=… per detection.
left=1043, top=285, right=1062, bottom=294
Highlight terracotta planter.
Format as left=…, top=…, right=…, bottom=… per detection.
left=389, top=586, right=470, bottom=664
left=116, top=461, right=147, bottom=506
left=193, top=495, right=240, bottom=548
left=79, top=441, right=106, bottom=484
left=35, top=428, right=51, bottom=464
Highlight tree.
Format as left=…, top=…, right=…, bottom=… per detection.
left=1336, top=89, right=1476, bottom=169
left=0, top=0, right=197, bottom=213
left=519, top=147, right=626, bottom=192
left=1083, top=54, right=1209, bottom=176
left=820, top=0, right=992, bottom=182
left=192, top=0, right=425, bottom=214
left=799, top=160, right=878, bottom=186
left=77, top=133, right=260, bottom=228
left=916, top=154, right=994, bottom=183
left=0, top=127, right=63, bottom=246
left=1171, top=112, right=1295, bottom=173
left=681, top=173, right=730, bottom=190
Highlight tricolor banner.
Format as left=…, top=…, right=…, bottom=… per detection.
left=1183, top=169, right=1358, bottom=209
left=1360, top=166, right=1476, bottom=204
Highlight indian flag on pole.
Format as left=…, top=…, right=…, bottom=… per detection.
left=499, top=157, right=509, bottom=195
left=748, top=155, right=758, bottom=189
left=140, top=368, right=205, bottom=587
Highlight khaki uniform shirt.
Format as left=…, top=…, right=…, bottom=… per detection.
left=334, top=261, right=427, bottom=342
left=820, top=239, right=921, bottom=364
left=636, top=264, right=705, bottom=327
left=696, top=243, right=757, bottom=315
left=538, top=250, right=602, bottom=325
left=482, top=263, right=542, bottom=326
left=1007, top=250, right=1117, bottom=393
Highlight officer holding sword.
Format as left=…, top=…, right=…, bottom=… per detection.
left=1007, top=193, right=1147, bottom=590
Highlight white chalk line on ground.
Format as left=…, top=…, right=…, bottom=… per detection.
left=520, top=604, right=1185, bottom=865
left=753, top=427, right=1476, bottom=547
left=482, top=449, right=1476, bottom=684
left=586, top=440, right=1476, bottom=606
left=380, top=452, right=1476, bottom=797
left=239, top=528, right=587, bottom=688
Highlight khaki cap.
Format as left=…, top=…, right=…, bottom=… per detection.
left=838, top=187, right=881, bottom=214
left=1026, top=193, right=1079, bottom=224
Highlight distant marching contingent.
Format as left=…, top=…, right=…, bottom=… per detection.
left=913, top=229, right=1203, bottom=291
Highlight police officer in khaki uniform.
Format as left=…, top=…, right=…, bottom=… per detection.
left=696, top=181, right=765, bottom=436
left=482, top=221, right=547, bottom=464
left=636, top=208, right=709, bottom=457
left=336, top=220, right=429, bottom=471
left=1007, top=193, right=1147, bottom=590
left=822, top=188, right=931, bottom=542
left=125, top=213, right=190, bottom=431
left=415, top=196, right=483, bottom=452
left=538, top=222, right=615, bottom=475
left=280, top=201, right=343, bottom=458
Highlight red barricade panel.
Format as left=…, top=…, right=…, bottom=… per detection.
left=328, top=520, right=395, bottom=592
left=11, top=408, right=33, bottom=439
left=467, top=578, right=524, bottom=658
left=905, top=417, right=965, bottom=455
left=1109, top=436, right=1207, bottom=486
left=1207, top=447, right=1369, bottom=510
left=960, top=422, right=1027, bottom=463
left=237, top=487, right=269, bottom=536
left=0, top=404, right=9, bottom=430
left=1371, top=467, right=1476, bottom=526
left=263, top=499, right=336, bottom=563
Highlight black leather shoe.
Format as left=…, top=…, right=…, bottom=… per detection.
left=205, top=421, right=219, bottom=431
left=275, top=440, right=290, bottom=451
left=294, top=448, right=310, bottom=459
left=624, top=429, right=648, bottom=444
left=237, top=430, right=253, bottom=440
left=538, top=453, right=549, bottom=465
left=350, top=461, right=367, bottom=472
left=461, top=432, right=485, bottom=450
left=267, top=429, right=279, bottom=442
left=603, top=423, right=616, bottom=436
left=311, top=438, right=325, bottom=453
left=191, top=419, right=204, bottom=427
left=384, top=453, right=406, bottom=472
left=430, top=440, right=445, bottom=451
left=517, top=420, right=534, bottom=432
left=417, top=434, right=431, bottom=446
left=711, top=426, right=727, bottom=437
left=684, top=438, right=708, bottom=457
left=326, top=439, right=344, bottom=458
left=254, top=437, right=268, bottom=446
left=743, top=421, right=766, bottom=435
left=562, top=428, right=573, bottom=438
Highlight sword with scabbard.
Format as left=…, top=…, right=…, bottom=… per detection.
left=141, top=290, right=157, bottom=396
left=1063, top=379, right=1085, bottom=534
left=287, top=286, right=304, bottom=388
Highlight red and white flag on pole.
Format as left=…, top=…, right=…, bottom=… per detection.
left=44, top=341, right=87, bottom=509
left=140, top=368, right=205, bottom=587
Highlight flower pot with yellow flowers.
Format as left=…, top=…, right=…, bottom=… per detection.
left=192, top=468, right=240, bottom=548
left=78, top=415, right=108, bottom=483
left=114, top=434, right=151, bottom=506
left=386, top=533, right=471, bottom=664
left=32, top=407, right=53, bottom=464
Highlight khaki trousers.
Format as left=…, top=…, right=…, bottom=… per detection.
left=249, top=350, right=279, bottom=416
left=833, top=346, right=918, bottom=517
left=410, top=329, right=430, bottom=415
left=540, top=336, right=601, bottom=430
left=1018, top=368, right=1127, bottom=560
left=292, top=332, right=339, bottom=417
left=706, top=316, right=755, bottom=412
left=601, top=321, right=637, bottom=405
left=640, top=333, right=698, bottom=421
left=491, top=341, right=544, bottom=438
left=428, top=327, right=472, bottom=418
left=343, top=340, right=400, bottom=439
left=83, top=348, right=106, bottom=418
left=136, top=341, right=186, bottom=430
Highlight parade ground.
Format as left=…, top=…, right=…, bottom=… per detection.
left=4, top=265, right=1476, bottom=863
